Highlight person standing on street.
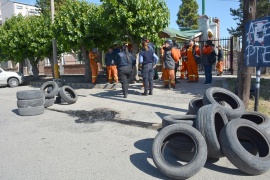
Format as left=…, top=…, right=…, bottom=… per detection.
left=216, top=44, right=224, bottom=76
left=180, top=41, right=189, bottom=80
left=89, top=48, right=99, bottom=84
left=115, top=44, right=136, bottom=98
left=172, top=40, right=181, bottom=83
left=162, top=39, right=181, bottom=89
left=105, top=47, right=118, bottom=84
left=139, top=40, right=159, bottom=96
left=186, top=40, right=200, bottom=83
left=202, top=40, right=214, bottom=85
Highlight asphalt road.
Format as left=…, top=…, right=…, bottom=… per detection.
left=0, top=77, right=270, bottom=180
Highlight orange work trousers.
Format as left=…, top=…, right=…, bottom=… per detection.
left=107, top=65, right=118, bottom=83
left=180, top=61, right=188, bottom=79
left=163, top=68, right=175, bottom=86
left=187, top=64, right=199, bottom=82
left=90, top=59, right=98, bottom=84
left=216, top=61, right=223, bottom=74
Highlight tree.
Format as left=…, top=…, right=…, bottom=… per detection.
left=101, top=0, right=170, bottom=53
left=228, top=0, right=270, bottom=36
left=0, top=15, right=55, bottom=79
left=35, top=0, right=67, bottom=16
left=176, top=0, right=199, bottom=29
left=53, top=0, right=113, bottom=81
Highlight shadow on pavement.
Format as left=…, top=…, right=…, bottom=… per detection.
left=91, top=91, right=188, bottom=113
left=12, top=109, right=19, bottom=115
left=130, top=138, right=169, bottom=179
left=204, top=161, right=247, bottom=176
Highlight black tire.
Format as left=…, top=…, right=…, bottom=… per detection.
left=17, top=97, right=45, bottom=108
left=219, top=119, right=270, bottom=175
left=188, top=97, right=229, bottom=115
left=44, top=98, right=55, bottom=108
left=40, top=81, right=59, bottom=98
left=8, top=77, right=19, bottom=87
left=59, top=86, right=78, bottom=104
left=17, top=90, right=44, bottom=100
left=203, top=87, right=245, bottom=120
left=18, top=106, right=44, bottom=116
left=162, top=115, right=196, bottom=128
left=240, top=111, right=270, bottom=132
left=152, top=124, right=207, bottom=179
left=196, top=104, right=228, bottom=158
left=188, top=97, right=204, bottom=115
left=172, top=151, right=196, bottom=162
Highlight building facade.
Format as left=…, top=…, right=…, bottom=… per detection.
left=1, top=0, right=39, bottom=24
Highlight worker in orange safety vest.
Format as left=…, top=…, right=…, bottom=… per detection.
left=89, top=48, right=99, bottom=84
left=180, top=41, right=189, bottom=79
left=186, top=40, right=201, bottom=83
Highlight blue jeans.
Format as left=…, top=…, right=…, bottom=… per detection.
left=204, top=65, right=212, bottom=84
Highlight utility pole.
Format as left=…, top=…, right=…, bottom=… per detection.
left=51, top=0, right=60, bottom=79
left=202, top=0, right=205, bottom=15
left=237, top=0, right=256, bottom=108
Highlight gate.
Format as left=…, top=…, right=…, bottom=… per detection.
left=195, top=37, right=234, bottom=75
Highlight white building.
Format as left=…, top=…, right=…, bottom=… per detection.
left=1, top=0, right=39, bottom=24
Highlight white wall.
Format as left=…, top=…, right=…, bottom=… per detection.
left=1, top=1, right=40, bottom=23
left=1, top=1, right=14, bottom=23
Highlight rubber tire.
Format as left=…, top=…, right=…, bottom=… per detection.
left=219, top=119, right=270, bottom=175
left=240, top=111, right=270, bottom=132
left=59, top=86, right=78, bottom=104
left=40, top=81, right=59, bottom=98
left=18, top=106, right=44, bottom=116
left=17, top=90, right=44, bottom=100
left=17, top=97, right=45, bottom=108
left=196, top=104, right=228, bottom=158
left=172, top=151, right=196, bottom=162
left=44, top=98, right=55, bottom=108
left=162, top=115, right=196, bottom=128
left=188, top=97, right=229, bottom=115
left=202, top=87, right=245, bottom=120
left=8, top=78, right=19, bottom=87
left=152, top=124, right=207, bottom=179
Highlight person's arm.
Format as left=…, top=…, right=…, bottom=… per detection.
left=139, top=52, right=143, bottom=64
left=114, top=54, right=120, bottom=67
left=153, top=53, right=159, bottom=64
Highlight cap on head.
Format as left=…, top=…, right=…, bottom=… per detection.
left=165, top=39, right=173, bottom=45
left=194, top=42, right=199, bottom=46
left=92, top=48, right=98, bottom=53
left=142, top=36, right=149, bottom=43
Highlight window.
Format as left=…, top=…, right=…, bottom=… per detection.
left=16, top=5, right=23, bottom=9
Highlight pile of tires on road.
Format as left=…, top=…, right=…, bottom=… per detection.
left=16, top=81, right=78, bottom=116
left=152, top=87, right=270, bottom=179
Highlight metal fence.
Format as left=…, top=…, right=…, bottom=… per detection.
left=195, top=37, right=234, bottom=75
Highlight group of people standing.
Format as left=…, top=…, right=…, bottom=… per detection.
left=88, top=38, right=224, bottom=98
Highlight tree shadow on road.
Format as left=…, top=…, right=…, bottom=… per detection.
left=130, top=138, right=170, bottom=179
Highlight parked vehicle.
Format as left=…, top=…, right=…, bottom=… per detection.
left=0, top=67, right=24, bottom=87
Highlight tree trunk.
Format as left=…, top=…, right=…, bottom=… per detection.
left=30, top=59, right=39, bottom=80
left=237, top=0, right=256, bottom=108
left=48, top=56, right=54, bottom=77
left=82, top=46, right=91, bottom=82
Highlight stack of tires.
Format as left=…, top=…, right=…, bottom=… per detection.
left=40, top=81, right=78, bottom=107
left=16, top=90, right=45, bottom=116
left=152, top=87, right=270, bottom=179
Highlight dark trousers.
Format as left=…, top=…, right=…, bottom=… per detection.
left=204, top=65, right=212, bottom=84
left=174, top=63, right=179, bottom=81
left=118, top=66, right=133, bottom=95
left=142, top=63, right=154, bottom=93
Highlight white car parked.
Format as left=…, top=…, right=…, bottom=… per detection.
left=0, top=67, right=24, bottom=87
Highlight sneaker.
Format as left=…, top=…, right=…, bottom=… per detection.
left=141, top=92, right=148, bottom=96
left=123, top=94, right=128, bottom=98
left=170, top=85, right=176, bottom=89
left=149, top=91, right=153, bottom=95
left=203, top=82, right=210, bottom=85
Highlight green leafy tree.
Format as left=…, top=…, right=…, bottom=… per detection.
left=53, top=0, right=113, bottom=81
left=176, top=0, right=199, bottom=29
left=35, top=0, right=67, bottom=16
left=0, top=15, right=55, bottom=79
left=101, top=0, right=170, bottom=53
left=228, top=0, right=270, bottom=36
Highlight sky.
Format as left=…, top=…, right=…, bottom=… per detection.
left=16, top=0, right=240, bottom=37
